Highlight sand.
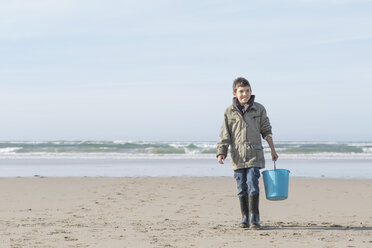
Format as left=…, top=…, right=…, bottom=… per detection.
left=0, top=177, right=371, bottom=248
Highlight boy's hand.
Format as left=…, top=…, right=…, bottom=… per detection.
left=217, top=155, right=226, bottom=164
left=271, top=150, right=279, bottom=161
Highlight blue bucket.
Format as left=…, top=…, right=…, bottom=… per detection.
left=262, top=169, right=290, bottom=201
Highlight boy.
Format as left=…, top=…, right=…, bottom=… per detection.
left=217, top=77, right=278, bottom=229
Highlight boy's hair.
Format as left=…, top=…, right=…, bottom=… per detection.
left=233, top=77, right=251, bottom=92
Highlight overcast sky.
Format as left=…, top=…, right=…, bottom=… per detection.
left=1, top=0, right=371, bottom=141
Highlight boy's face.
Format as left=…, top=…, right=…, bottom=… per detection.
left=233, top=86, right=251, bottom=105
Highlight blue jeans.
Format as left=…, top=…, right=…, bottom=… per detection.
left=234, top=167, right=260, bottom=197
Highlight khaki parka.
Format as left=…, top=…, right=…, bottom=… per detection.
left=217, top=98, right=272, bottom=170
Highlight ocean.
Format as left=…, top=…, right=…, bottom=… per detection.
left=1, top=141, right=372, bottom=178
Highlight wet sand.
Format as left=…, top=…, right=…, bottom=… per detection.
left=0, top=177, right=371, bottom=247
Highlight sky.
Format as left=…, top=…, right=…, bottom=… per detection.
left=1, top=0, right=371, bottom=142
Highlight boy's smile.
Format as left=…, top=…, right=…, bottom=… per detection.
left=233, top=86, right=251, bottom=105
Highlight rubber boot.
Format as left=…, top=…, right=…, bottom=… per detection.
left=248, top=194, right=261, bottom=229
left=238, top=196, right=249, bottom=228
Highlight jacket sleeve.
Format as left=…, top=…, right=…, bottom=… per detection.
left=260, top=107, right=273, bottom=139
left=216, top=112, right=231, bottom=157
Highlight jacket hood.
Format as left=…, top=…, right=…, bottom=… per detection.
left=233, top=95, right=255, bottom=114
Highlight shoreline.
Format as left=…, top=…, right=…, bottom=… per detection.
left=1, top=175, right=372, bottom=180
left=1, top=177, right=371, bottom=247
left=1, top=158, right=372, bottom=178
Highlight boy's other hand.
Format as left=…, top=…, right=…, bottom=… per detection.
left=217, top=155, right=226, bottom=164
left=271, top=150, right=279, bottom=161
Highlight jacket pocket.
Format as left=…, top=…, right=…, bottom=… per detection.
left=252, top=115, right=261, bottom=128
left=230, top=149, right=239, bottom=165
left=228, top=118, right=239, bottom=131
left=228, top=117, right=237, bottom=125
left=247, top=145, right=256, bottom=160
left=252, top=144, right=265, bottom=162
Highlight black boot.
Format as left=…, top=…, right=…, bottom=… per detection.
left=238, top=196, right=249, bottom=228
left=248, top=194, right=261, bottom=229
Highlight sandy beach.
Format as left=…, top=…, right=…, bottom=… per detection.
left=0, top=177, right=371, bottom=248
